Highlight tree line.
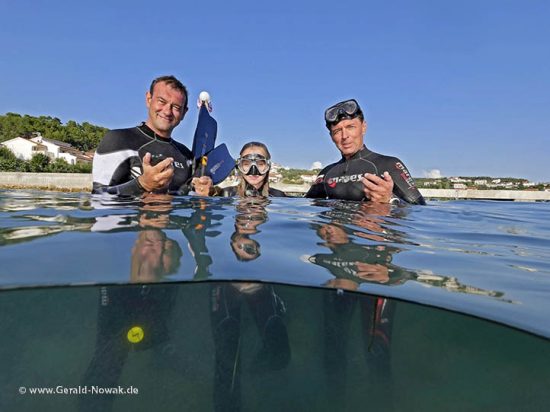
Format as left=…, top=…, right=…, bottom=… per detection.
left=0, top=112, right=107, bottom=152
left=0, top=112, right=106, bottom=173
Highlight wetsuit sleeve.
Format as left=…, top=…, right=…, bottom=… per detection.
left=92, top=130, right=144, bottom=197
left=386, top=157, right=426, bottom=205
left=305, top=166, right=331, bottom=198
left=268, top=188, right=287, bottom=197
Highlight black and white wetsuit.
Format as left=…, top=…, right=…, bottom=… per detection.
left=306, top=146, right=425, bottom=204
left=92, top=123, right=195, bottom=196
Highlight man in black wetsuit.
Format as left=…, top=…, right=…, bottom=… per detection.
left=92, top=75, right=212, bottom=196
left=306, top=99, right=425, bottom=205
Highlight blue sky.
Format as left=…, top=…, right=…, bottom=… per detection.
left=1, top=0, right=549, bottom=181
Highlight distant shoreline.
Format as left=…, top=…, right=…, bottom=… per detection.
left=1, top=172, right=549, bottom=201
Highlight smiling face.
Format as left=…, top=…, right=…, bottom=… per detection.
left=145, top=81, right=188, bottom=138
left=329, top=117, right=367, bottom=159
left=240, top=145, right=269, bottom=189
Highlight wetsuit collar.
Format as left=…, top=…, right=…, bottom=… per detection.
left=138, top=122, right=172, bottom=141
left=341, top=145, right=371, bottom=162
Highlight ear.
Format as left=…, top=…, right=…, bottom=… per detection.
left=362, top=120, right=368, bottom=135
left=145, top=91, right=152, bottom=108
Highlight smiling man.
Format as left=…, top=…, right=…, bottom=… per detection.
left=92, top=75, right=212, bottom=196
left=306, top=99, right=425, bottom=205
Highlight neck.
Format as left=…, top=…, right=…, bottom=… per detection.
left=144, top=121, right=171, bottom=139
left=343, top=145, right=366, bottom=160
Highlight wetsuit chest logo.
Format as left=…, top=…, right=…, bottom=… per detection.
left=326, top=173, right=364, bottom=188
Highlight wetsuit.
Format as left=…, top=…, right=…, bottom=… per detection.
left=308, top=243, right=412, bottom=286
left=220, top=185, right=287, bottom=197
left=306, top=146, right=425, bottom=205
left=210, top=284, right=290, bottom=411
left=92, top=123, right=195, bottom=196
left=210, top=187, right=290, bottom=411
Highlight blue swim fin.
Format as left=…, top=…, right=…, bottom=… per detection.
left=205, top=144, right=235, bottom=185
left=192, top=104, right=217, bottom=160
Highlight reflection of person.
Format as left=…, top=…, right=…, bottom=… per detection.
left=92, top=75, right=212, bottom=197
left=211, top=197, right=290, bottom=411
left=309, top=222, right=400, bottom=405
left=79, top=231, right=182, bottom=411
left=306, top=99, right=426, bottom=205
left=80, top=196, right=215, bottom=411
left=309, top=223, right=411, bottom=287
left=130, top=229, right=183, bottom=283
left=220, top=142, right=286, bottom=197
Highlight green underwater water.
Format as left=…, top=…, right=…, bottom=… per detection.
left=1, top=282, right=548, bottom=412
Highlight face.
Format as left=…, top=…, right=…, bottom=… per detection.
left=145, top=81, right=188, bottom=137
left=240, top=145, right=269, bottom=189
left=329, top=117, right=367, bottom=159
left=231, top=235, right=260, bottom=261
left=131, top=230, right=171, bottom=282
left=317, top=224, right=349, bottom=245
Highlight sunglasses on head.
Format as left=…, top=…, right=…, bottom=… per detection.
left=324, top=99, right=362, bottom=125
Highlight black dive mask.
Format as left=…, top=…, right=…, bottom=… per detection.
left=246, top=164, right=261, bottom=176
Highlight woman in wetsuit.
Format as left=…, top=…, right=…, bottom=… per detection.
left=221, top=141, right=286, bottom=198
left=211, top=142, right=290, bottom=411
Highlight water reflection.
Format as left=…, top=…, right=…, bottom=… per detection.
left=211, top=197, right=291, bottom=411
left=305, top=200, right=506, bottom=300
left=79, top=195, right=221, bottom=411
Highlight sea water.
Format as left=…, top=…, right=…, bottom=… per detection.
left=0, top=190, right=549, bottom=411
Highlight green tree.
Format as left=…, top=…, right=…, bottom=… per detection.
left=0, top=146, right=28, bottom=171
left=28, top=153, right=51, bottom=172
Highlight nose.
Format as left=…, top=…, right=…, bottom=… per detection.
left=161, top=103, right=173, bottom=116
left=341, top=128, right=350, bottom=141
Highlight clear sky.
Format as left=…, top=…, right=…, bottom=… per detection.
left=1, top=0, right=549, bottom=181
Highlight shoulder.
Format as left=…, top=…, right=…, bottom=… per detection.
left=96, top=127, right=142, bottom=153
left=314, top=161, right=340, bottom=178
left=218, top=185, right=238, bottom=197
left=269, top=187, right=287, bottom=197
left=364, top=149, right=403, bottom=168
left=171, top=139, right=193, bottom=158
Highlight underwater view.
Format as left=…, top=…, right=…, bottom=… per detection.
left=0, top=190, right=549, bottom=411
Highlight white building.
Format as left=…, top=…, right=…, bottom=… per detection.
left=1, top=134, right=92, bottom=165
left=1, top=136, right=47, bottom=161
left=450, top=177, right=470, bottom=183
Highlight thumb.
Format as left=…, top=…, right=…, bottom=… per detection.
left=142, top=152, right=152, bottom=167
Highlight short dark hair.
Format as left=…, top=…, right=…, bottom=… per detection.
left=149, top=75, right=189, bottom=110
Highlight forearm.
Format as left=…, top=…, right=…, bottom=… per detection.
left=92, top=179, right=144, bottom=197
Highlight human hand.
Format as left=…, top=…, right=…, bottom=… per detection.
left=138, top=152, right=174, bottom=192
left=362, top=171, right=394, bottom=203
left=138, top=193, right=173, bottom=228
left=355, top=262, right=390, bottom=283
left=192, top=176, right=213, bottom=197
